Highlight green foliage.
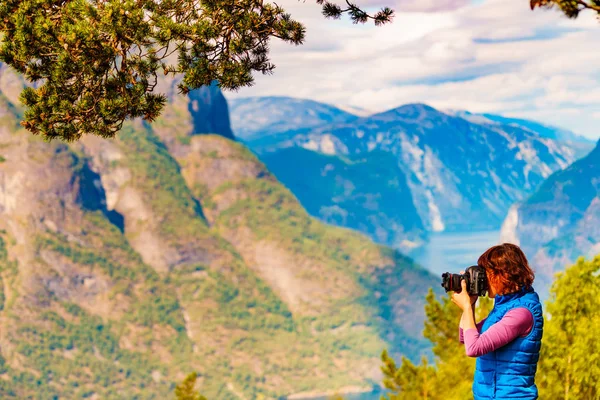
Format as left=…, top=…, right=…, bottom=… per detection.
left=175, top=373, right=207, bottom=400
left=38, top=233, right=138, bottom=281
left=0, top=354, right=7, bottom=375
left=0, top=0, right=391, bottom=140
left=538, top=256, right=600, bottom=399
left=136, top=292, right=187, bottom=333
left=173, top=265, right=294, bottom=332
left=0, top=234, right=7, bottom=261
left=530, top=0, right=600, bottom=19
left=9, top=308, right=172, bottom=399
left=216, top=177, right=379, bottom=265
left=0, top=216, right=195, bottom=398
left=37, top=219, right=191, bottom=339
left=0, top=233, right=18, bottom=311
left=381, top=351, right=435, bottom=400
left=0, top=236, right=7, bottom=311
left=118, top=126, right=213, bottom=243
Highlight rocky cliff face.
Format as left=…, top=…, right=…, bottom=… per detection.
left=500, top=141, right=600, bottom=295
left=241, top=101, right=582, bottom=250
left=0, top=71, right=438, bottom=399
left=187, top=83, right=235, bottom=140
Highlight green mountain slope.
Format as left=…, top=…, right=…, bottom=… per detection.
left=0, top=74, right=438, bottom=399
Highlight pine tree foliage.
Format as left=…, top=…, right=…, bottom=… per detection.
left=0, top=0, right=393, bottom=141
left=381, top=352, right=436, bottom=400
left=530, top=0, right=600, bottom=19
left=538, top=256, right=600, bottom=400
left=174, top=372, right=207, bottom=400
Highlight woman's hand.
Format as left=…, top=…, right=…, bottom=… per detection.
left=452, top=279, right=475, bottom=311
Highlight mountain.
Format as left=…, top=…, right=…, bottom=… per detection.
left=187, top=83, right=235, bottom=140
left=259, top=148, right=426, bottom=251
left=448, top=110, right=594, bottom=158
left=0, top=69, right=438, bottom=399
left=241, top=101, right=582, bottom=249
left=500, top=140, right=600, bottom=294
left=227, top=96, right=359, bottom=140
left=480, top=114, right=591, bottom=144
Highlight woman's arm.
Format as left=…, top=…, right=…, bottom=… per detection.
left=458, top=304, right=475, bottom=343
left=461, top=303, right=477, bottom=331
left=456, top=272, right=480, bottom=343
left=459, top=304, right=476, bottom=330
left=459, top=316, right=486, bottom=344
left=463, top=308, right=533, bottom=357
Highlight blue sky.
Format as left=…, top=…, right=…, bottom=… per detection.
left=225, top=0, right=600, bottom=139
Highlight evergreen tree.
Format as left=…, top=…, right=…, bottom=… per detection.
left=0, top=0, right=393, bottom=141
left=530, top=0, right=600, bottom=19
left=174, top=373, right=207, bottom=400
left=538, top=256, right=600, bottom=400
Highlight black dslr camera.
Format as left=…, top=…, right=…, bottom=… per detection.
left=441, top=265, right=488, bottom=296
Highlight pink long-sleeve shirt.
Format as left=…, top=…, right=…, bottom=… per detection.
left=459, top=307, right=533, bottom=357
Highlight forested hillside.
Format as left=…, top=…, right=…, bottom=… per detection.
left=0, top=66, right=438, bottom=399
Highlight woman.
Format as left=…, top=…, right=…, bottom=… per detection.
left=452, top=243, right=544, bottom=400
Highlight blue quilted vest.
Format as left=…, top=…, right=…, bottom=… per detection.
left=472, top=286, right=544, bottom=400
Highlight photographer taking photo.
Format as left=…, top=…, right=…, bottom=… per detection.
left=451, top=243, right=544, bottom=400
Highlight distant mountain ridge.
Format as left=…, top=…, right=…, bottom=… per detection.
left=229, top=95, right=592, bottom=149
left=500, top=139, right=600, bottom=294
left=228, top=96, right=359, bottom=140
left=447, top=110, right=594, bottom=157
left=481, top=114, right=591, bottom=144
left=232, top=98, right=587, bottom=250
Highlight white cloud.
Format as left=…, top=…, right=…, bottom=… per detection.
left=225, top=0, right=600, bottom=138
left=394, top=0, right=470, bottom=12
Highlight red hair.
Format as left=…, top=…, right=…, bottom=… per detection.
left=477, top=243, right=534, bottom=295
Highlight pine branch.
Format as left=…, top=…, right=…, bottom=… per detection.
left=530, top=0, right=600, bottom=17
left=320, top=0, right=394, bottom=25
left=576, top=0, right=600, bottom=12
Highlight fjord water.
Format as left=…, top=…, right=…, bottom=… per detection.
left=409, top=230, right=501, bottom=276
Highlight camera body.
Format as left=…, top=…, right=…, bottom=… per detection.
left=441, top=265, right=488, bottom=296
